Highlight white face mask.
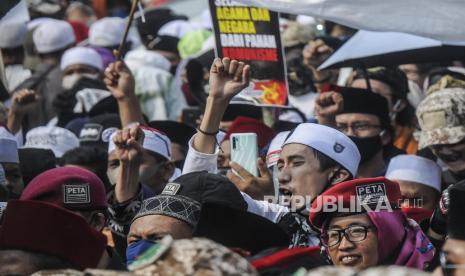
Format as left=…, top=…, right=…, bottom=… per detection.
left=62, top=73, right=99, bottom=90
left=106, top=169, right=118, bottom=186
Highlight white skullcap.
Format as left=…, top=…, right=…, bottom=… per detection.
left=266, top=131, right=290, bottom=168
left=386, top=155, right=442, bottom=192
left=24, top=126, right=79, bottom=158
left=32, top=19, right=76, bottom=53
left=89, top=17, right=125, bottom=47
left=108, top=127, right=172, bottom=160
left=0, top=127, right=19, bottom=163
left=0, top=22, right=27, bottom=48
left=60, top=47, right=103, bottom=71
left=283, top=123, right=360, bottom=176
left=124, top=48, right=171, bottom=72
left=158, top=20, right=198, bottom=39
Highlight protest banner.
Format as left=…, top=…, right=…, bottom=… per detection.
left=209, top=0, right=288, bottom=106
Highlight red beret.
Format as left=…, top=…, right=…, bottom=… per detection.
left=0, top=200, right=107, bottom=269
left=21, top=167, right=107, bottom=211
left=223, top=116, right=276, bottom=149
left=309, top=177, right=401, bottom=229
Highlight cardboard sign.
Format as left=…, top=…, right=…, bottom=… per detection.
left=209, top=0, right=288, bottom=106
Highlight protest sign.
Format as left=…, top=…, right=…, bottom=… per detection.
left=209, top=0, right=288, bottom=106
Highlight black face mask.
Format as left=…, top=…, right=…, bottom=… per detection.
left=174, top=160, right=185, bottom=170
left=350, top=136, right=383, bottom=164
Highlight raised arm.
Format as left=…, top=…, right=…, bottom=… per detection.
left=7, top=89, right=40, bottom=135
left=112, top=126, right=144, bottom=203
left=193, top=57, right=250, bottom=154
left=314, top=91, right=344, bottom=128
left=104, top=58, right=145, bottom=127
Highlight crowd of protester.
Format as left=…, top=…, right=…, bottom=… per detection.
left=0, top=0, right=465, bottom=275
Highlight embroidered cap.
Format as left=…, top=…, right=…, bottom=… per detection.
left=133, top=194, right=201, bottom=228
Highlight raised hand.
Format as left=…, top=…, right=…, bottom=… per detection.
left=112, top=126, right=145, bottom=203
left=10, top=89, right=39, bottom=115
left=104, top=52, right=145, bottom=127
left=113, top=126, right=144, bottom=165
left=8, top=89, right=40, bottom=134
left=208, top=57, right=251, bottom=102
left=302, top=39, right=334, bottom=70
left=104, top=58, right=135, bottom=101
left=227, top=159, right=274, bottom=200
left=314, top=92, right=344, bottom=126
left=191, top=58, right=251, bottom=156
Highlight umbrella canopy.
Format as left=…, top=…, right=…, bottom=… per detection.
left=319, top=30, right=465, bottom=70
left=236, top=0, right=465, bottom=42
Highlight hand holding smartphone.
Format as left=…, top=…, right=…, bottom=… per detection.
left=230, top=133, right=258, bottom=177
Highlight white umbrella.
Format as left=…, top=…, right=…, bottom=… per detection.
left=236, top=0, right=465, bottom=42
left=318, top=30, right=465, bottom=70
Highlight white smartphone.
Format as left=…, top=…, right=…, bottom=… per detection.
left=230, top=133, right=258, bottom=177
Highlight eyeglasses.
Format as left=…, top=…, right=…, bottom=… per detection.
left=321, top=225, right=376, bottom=247
left=440, top=251, right=465, bottom=276
left=336, top=122, right=381, bottom=135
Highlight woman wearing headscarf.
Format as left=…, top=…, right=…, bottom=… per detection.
left=310, top=177, right=435, bottom=271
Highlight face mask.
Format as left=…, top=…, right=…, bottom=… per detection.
left=106, top=169, right=118, bottom=186
left=126, top=239, right=157, bottom=265
left=350, top=135, right=383, bottom=164
left=62, top=73, right=99, bottom=90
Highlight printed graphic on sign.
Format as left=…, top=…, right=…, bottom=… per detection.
left=209, top=0, right=288, bottom=106
left=356, top=183, right=387, bottom=205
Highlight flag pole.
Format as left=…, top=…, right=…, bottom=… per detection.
left=115, top=0, right=140, bottom=60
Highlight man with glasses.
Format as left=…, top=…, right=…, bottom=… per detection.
left=316, top=87, right=402, bottom=177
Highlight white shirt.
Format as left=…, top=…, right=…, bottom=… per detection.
left=182, top=134, right=290, bottom=223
